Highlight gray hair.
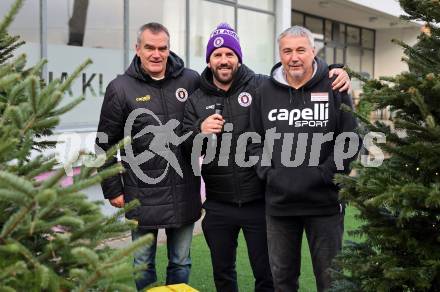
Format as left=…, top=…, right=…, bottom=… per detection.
left=137, top=22, right=170, bottom=45
left=277, top=25, right=315, bottom=48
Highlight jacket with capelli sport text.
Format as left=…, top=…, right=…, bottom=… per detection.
left=248, top=57, right=360, bottom=217
left=96, top=52, right=202, bottom=229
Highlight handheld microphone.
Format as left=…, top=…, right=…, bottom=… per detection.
left=212, top=102, right=224, bottom=149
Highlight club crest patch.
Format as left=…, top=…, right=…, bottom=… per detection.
left=238, top=92, right=252, bottom=107
left=213, top=37, right=224, bottom=48
left=175, top=88, right=188, bottom=102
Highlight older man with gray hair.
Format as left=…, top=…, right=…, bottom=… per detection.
left=248, top=25, right=359, bottom=292
left=96, top=22, right=202, bottom=291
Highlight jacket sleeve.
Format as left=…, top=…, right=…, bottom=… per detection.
left=95, top=81, right=125, bottom=200
left=253, top=74, right=269, bottom=87
left=182, top=93, right=206, bottom=156
left=328, top=63, right=345, bottom=70
left=247, top=89, right=271, bottom=181
left=319, top=90, right=360, bottom=184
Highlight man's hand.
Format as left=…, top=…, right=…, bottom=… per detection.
left=201, top=114, right=225, bottom=134
left=329, top=68, right=351, bottom=92
left=109, top=194, right=125, bottom=208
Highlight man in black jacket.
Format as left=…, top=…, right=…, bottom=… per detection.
left=183, top=23, right=351, bottom=292
left=248, top=26, right=360, bottom=292
left=96, top=23, right=201, bottom=291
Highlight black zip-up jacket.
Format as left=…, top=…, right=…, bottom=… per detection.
left=248, top=58, right=359, bottom=216
left=96, top=52, right=202, bottom=229
left=182, top=65, right=267, bottom=205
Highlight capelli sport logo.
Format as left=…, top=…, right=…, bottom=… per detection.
left=268, top=103, right=329, bottom=127
left=136, top=95, right=151, bottom=102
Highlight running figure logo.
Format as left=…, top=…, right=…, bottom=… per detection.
left=123, top=108, right=192, bottom=184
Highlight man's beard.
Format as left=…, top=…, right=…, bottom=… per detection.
left=286, top=63, right=306, bottom=80
left=287, top=70, right=305, bottom=80
left=212, top=64, right=238, bottom=85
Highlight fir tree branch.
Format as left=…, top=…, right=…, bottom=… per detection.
left=29, top=59, right=47, bottom=76
left=36, top=200, right=139, bottom=263
left=0, top=171, right=34, bottom=195
left=24, top=158, right=58, bottom=179
left=0, top=201, right=35, bottom=243
left=59, top=59, right=92, bottom=93
left=0, top=0, right=24, bottom=35
left=0, top=261, right=27, bottom=281
left=49, top=95, right=85, bottom=116
left=60, top=164, right=124, bottom=194
left=75, top=234, right=153, bottom=292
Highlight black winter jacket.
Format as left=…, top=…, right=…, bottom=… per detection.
left=96, top=52, right=202, bottom=229
left=182, top=65, right=267, bottom=205
left=248, top=58, right=359, bottom=216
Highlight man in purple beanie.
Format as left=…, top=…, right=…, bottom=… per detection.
left=182, top=23, right=351, bottom=292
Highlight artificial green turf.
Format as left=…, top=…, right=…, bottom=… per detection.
left=128, top=206, right=360, bottom=292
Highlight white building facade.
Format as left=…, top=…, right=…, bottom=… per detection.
left=2, top=0, right=421, bottom=132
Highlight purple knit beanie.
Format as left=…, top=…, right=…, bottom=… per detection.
left=206, top=23, right=242, bottom=63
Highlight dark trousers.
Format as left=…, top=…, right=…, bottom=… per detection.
left=202, top=200, right=274, bottom=292
left=266, top=212, right=344, bottom=292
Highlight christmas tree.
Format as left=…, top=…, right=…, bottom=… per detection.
left=0, top=1, right=152, bottom=290
left=331, top=0, right=440, bottom=291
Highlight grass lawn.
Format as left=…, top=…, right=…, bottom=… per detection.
left=127, top=206, right=360, bottom=292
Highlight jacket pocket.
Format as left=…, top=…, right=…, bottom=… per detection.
left=266, top=166, right=337, bottom=206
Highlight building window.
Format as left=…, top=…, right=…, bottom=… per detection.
left=237, top=0, right=274, bottom=11
left=1, top=1, right=276, bottom=131
left=292, top=10, right=375, bottom=90
left=190, top=0, right=275, bottom=74
left=237, top=9, right=275, bottom=74
left=47, top=0, right=123, bottom=49
left=1, top=1, right=40, bottom=64
left=292, top=11, right=304, bottom=27
left=305, top=15, right=324, bottom=40
left=43, top=0, right=125, bottom=130
left=347, top=26, right=360, bottom=45
left=362, top=29, right=375, bottom=49
left=189, top=0, right=235, bottom=73
left=129, top=0, right=187, bottom=60
left=2, top=0, right=40, bottom=44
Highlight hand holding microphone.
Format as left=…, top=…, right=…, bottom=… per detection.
left=201, top=103, right=224, bottom=148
